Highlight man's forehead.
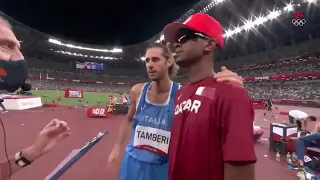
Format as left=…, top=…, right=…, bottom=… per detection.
left=0, top=24, right=19, bottom=44
left=146, top=47, right=163, bottom=56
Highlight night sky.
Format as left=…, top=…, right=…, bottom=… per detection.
left=0, top=0, right=198, bottom=46
left=1, top=0, right=319, bottom=57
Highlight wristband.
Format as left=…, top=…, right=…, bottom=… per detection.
left=15, top=151, right=33, bottom=167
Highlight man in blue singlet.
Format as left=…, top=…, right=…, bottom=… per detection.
left=108, top=42, right=243, bottom=180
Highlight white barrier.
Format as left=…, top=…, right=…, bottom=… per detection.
left=3, top=96, right=42, bottom=110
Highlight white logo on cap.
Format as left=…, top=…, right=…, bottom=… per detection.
left=183, top=16, right=193, bottom=24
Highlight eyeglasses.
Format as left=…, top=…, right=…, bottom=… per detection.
left=176, top=32, right=212, bottom=44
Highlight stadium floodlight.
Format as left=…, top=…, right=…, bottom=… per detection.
left=155, top=0, right=317, bottom=42
left=223, top=6, right=292, bottom=38
left=52, top=49, right=119, bottom=60
left=199, top=0, right=226, bottom=13
left=284, top=3, right=294, bottom=11
left=160, top=35, right=164, bottom=41
left=155, top=35, right=165, bottom=43
left=48, top=38, right=123, bottom=53
left=140, top=57, right=146, bottom=61
left=306, top=0, right=317, bottom=3
left=111, top=48, right=122, bottom=53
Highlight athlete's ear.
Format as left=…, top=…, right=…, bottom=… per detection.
left=203, top=39, right=215, bottom=52
left=166, top=57, right=174, bottom=68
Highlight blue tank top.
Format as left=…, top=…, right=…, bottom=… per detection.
left=126, top=81, right=179, bottom=164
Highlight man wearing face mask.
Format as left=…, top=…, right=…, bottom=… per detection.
left=0, top=17, right=71, bottom=180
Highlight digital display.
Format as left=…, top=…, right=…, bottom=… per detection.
left=68, top=90, right=83, bottom=98
left=76, top=62, right=103, bottom=70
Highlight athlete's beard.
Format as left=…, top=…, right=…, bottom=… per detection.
left=175, top=54, right=202, bottom=68
left=149, top=77, right=159, bottom=81
left=149, top=70, right=168, bottom=82
left=149, top=74, right=161, bottom=81
left=150, top=74, right=165, bottom=82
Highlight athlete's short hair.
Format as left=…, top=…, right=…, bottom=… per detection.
left=296, top=120, right=302, bottom=131
left=307, top=116, right=317, bottom=121
left=147, top=43, right=179, bottom=79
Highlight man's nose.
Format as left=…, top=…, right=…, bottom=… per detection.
left=147, top=64, right=154, bottom=70
left=173, top=42, right=181, bottom=50
left=10, top=49, right=24, bottom=61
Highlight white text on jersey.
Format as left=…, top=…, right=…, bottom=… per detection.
left=141, top=115, right=166, bottom=125
left=174, top=99, right=201, bottom=115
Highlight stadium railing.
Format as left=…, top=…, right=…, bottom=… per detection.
left=272, top=99, right=320, bottom=108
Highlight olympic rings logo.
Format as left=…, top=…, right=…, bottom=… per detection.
left=292, top=19, right=306, bottom=26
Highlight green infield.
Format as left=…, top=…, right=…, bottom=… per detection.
left=31, top=90, right=120, bottom=106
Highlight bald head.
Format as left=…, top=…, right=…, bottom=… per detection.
left=0, top=17, right=11, bottom=29
left=0, top=16, right=23, bottom=61
left=0, top=17, right=28, bottom=93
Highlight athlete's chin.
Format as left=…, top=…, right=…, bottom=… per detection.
left=176, top=58, right=191, bottom=68
left=149, top=76, right=160, bottom=81
left=176, top=58, right=184, bottom=64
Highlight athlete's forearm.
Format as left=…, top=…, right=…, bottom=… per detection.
left=114, top=85, right=138, bottom=147
left=1, top=146, right=40, bottom=180
left=115, top=119, right=132, bottom=146
left=1, top=155, right=22, bottom=180
left=313, top=125, right=320, bottom=133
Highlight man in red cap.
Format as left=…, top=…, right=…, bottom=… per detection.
left=163, top=13, right=256, bottom=180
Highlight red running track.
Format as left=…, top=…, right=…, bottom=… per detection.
left=0, top=105, right=318, bottom=180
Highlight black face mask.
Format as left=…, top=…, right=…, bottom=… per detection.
left=0, top=60, right=28, bottom=93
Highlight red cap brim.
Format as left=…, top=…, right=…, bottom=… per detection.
left=163, top=22, right=197, bottom=44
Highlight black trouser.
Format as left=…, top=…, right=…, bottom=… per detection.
left=0, top=99, right=6, bottom=111
left=289, top=115, right=294, bottom=124
left=289, top=115, right=303, bottom=131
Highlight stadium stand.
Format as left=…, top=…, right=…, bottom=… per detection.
left=2, top=1, right=319, bottom=103
left=1, top=0, right=320, bottom=179
left=25, top=48, right=320, bottom=101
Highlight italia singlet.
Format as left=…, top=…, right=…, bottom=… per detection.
left=125, top=81, right=179, bottom=164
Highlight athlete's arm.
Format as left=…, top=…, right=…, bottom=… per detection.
left=313, top=122, right=320, bottom=133
left=1, top=146, right=41, bottom=179
left=114, top=83, right=143, bottom=147
left=214, top=66, right=243, bottom=87
left=218, top=84, right=256, bottom=180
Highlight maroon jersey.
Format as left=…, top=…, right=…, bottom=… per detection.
left=169, top=77, right=256, bottom=180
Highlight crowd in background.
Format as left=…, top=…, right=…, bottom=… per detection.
left=246, top=81, right=320, bottom=100
left=25, top=38, right=320, bottom=101
left=27, top=79, right=128, bottom=93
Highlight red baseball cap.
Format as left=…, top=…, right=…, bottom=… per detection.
left=163, top=13, right=224, bottom=48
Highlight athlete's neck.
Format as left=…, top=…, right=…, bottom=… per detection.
left=187, top=57, right=214, bottom=83
left=151, top=77, right=171, bottom=93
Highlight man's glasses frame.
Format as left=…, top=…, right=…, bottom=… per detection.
left=176, top=32, right=212, bottom=44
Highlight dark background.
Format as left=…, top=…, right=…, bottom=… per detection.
left=1, top=0, right=319, bottom=59
left=0, top=0, right=198, bottom=46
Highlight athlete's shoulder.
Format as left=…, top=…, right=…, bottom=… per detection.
left=172, top=82, right=181, bottom=89
left=195, top=77, right=244, bottom=93
left=215, top=82, right=249, bottom=101
left=131, top=83, right=144, bottom=93
left=130, top=83, right=145, bottom=100
left=216, top=81, right=245, bottom=91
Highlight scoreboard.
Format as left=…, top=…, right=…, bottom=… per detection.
left=86, top=106, right=108, bottom=118
left=64, top=89, right=83, bottom=98
left=76, top=62, right=104, bottom=70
